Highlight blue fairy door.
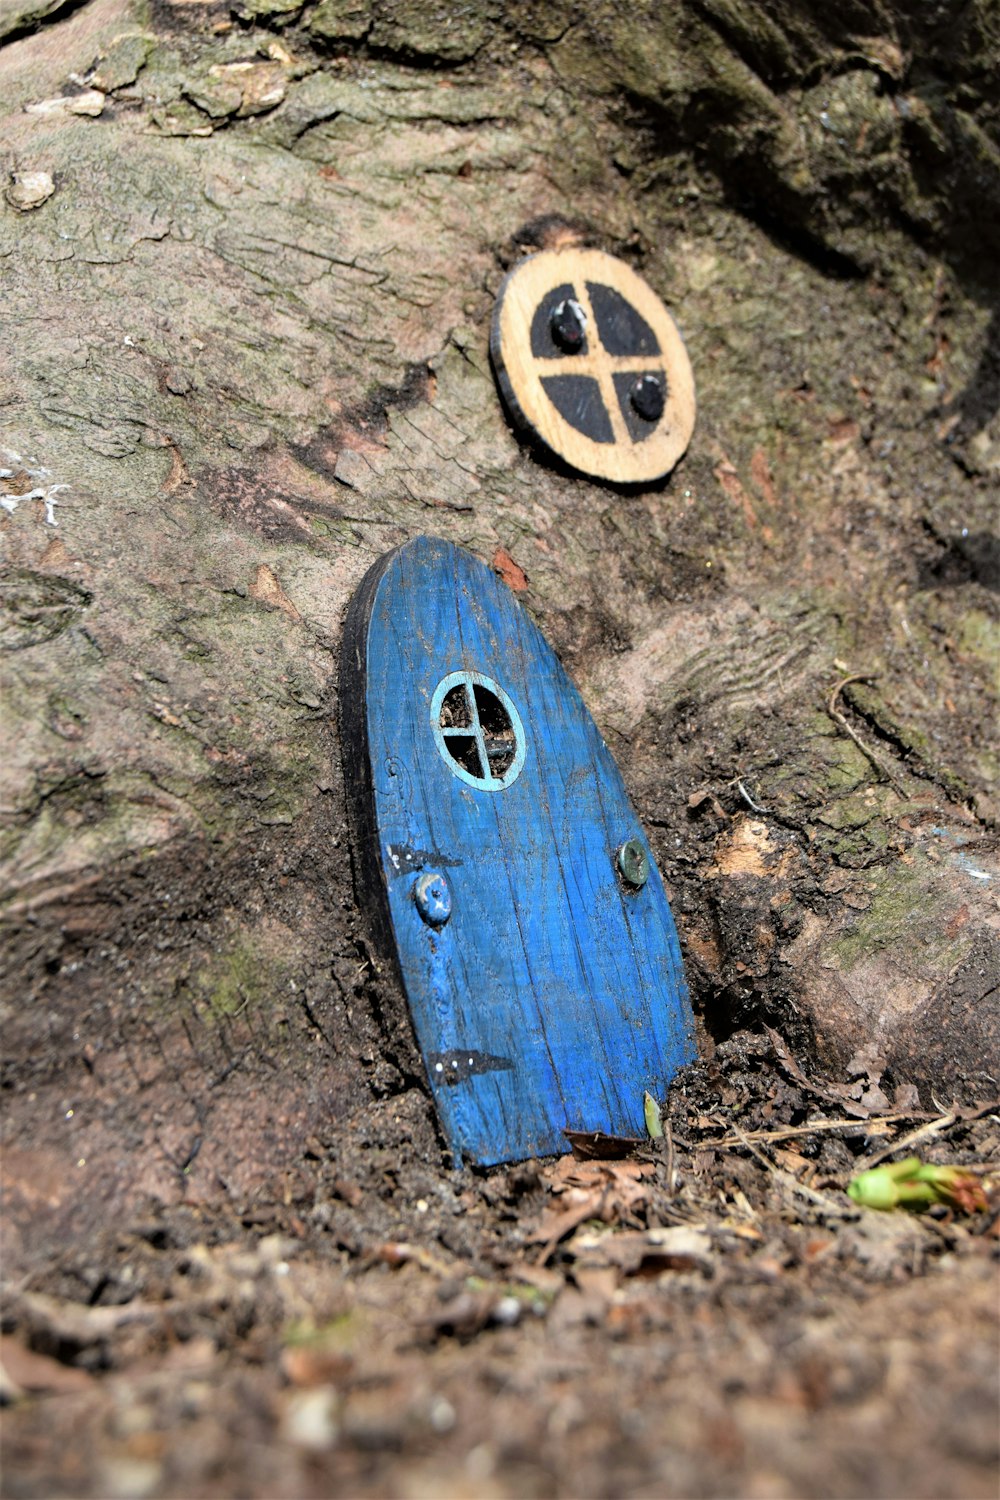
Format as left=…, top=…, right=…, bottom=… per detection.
left=340, top=536, right=694, bottom=1165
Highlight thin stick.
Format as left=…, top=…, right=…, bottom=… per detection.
left=856, top=1099, right=1000, bottom=1168
left=857, top=1113, right=959, bottom=1169
left=712, top=1112, right=936, bottom=1149
left=826, top=673, right=906, bottom=795
left=725, top=1121, right=855, bottom=1216
left=663, top=1119, right=676, bottom=1198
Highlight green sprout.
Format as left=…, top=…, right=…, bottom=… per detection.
left=847, top=1156, right=988, bottom=1213
left=643, top=1090, right=663, bottom=1140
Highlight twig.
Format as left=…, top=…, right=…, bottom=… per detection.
left=724, top=1121, right=855, bottom=1217
left=826, top=673, right=906, bottom=795
left=712, top=1112, right=936, bottom=1149
left=857, top=1100, right=1000, bottom=1168
left=858, top=1113, right=957, bottom=1167
left=663, top=1119, right=675, bottom=1198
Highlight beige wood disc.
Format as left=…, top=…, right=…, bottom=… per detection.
left=490, top=248, right=696, bottom=485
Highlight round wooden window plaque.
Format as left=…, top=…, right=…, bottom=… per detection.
left=490, top=248, right=696, bottom=486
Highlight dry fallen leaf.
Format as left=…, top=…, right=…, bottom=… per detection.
left=564, top=1129, right=642, bottom=1160
left=528, top=1158, right=655, bottom=1263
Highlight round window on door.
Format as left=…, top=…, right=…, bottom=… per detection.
left=431, top=671, right=527, bottom=792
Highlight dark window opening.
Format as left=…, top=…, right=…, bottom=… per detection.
left=439, top=683, right=472, bottom=728
left=444, top=734, right=485, bottom=779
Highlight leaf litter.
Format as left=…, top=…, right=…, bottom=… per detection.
left=2, top=1028, right=998, bottom=1498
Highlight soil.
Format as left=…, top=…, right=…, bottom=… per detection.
left=3, top=1030, right=999, bottom=1499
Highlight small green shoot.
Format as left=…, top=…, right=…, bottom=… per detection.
left=643, top=1090, right=663, bottom=1140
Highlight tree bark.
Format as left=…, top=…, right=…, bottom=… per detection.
left=2, top=0, right=998, bottom=1265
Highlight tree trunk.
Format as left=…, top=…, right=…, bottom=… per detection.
left=2, top=0, right=998, bottom=1265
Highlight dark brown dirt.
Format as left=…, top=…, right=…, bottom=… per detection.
left=3, top=1029, right=998, bottom=1499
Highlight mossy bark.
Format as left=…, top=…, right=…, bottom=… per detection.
left=2, top=0, right=997, bottom=1261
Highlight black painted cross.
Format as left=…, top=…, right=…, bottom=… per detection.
left=491, top=248, right=696, bottom=485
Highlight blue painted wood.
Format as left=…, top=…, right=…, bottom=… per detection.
left=341, top=536, right=695, bottom=1166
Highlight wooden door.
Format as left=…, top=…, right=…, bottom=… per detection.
left=341, top=536, right=694, bottom=1165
